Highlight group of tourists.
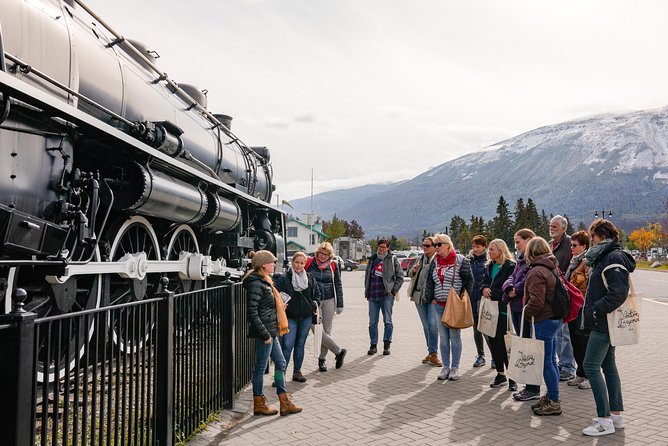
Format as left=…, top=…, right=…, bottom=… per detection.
left=408, top=216, right=634, bottom=436
left=243, top=216, right=635, bottom=437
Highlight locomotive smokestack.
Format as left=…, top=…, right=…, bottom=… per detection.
left=214, top=114, right=233, bottom=131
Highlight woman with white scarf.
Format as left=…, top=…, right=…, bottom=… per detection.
left=275, top=252, right=321, bottom=382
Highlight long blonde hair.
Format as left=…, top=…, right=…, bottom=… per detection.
left=487, top=239, right=513, bottom=265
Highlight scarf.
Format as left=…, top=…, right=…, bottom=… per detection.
left=316, top=257, right=331, bottom=270
left=291, top=269, right=309, bottom=292
left=570, top=250, right=586, bottom=269
left=260, top=272, right=289, bottom=336
left=584, top=239, right=614, bottom=267
left=436, top=250, right=456, bottom=284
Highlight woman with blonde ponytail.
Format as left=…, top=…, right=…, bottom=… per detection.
left=244, top=250, right=302, bottom=416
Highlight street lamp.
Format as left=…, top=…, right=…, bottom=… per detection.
left=594, top=210, right=613, bottom=219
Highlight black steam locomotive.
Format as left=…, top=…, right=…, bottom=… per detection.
left=0, top=0, right=286, bottom=377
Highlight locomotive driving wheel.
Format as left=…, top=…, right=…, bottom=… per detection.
left=106, top=216, right=161, bottom=354
left=166, top=224, right=204, bottom=294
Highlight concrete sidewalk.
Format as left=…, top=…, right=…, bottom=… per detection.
left=189, top=271, right=668, bottom=445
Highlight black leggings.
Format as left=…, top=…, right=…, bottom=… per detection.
left=569, top=319, right=589, bottom=378
left=489, top=312, right=510, bottom=374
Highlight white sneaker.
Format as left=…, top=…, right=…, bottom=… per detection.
left=577, top=379, right=591, bottom=390
left=582, top=418, right=615, bottom=436
left=567, top=376, right=586, bottom=386
left=448, top=367, right=459, bottom=381
left=437, top=367, right=450, bottom=380
left=611, top=414, right=625, bottom=429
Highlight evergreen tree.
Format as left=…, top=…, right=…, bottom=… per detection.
left=490, top=196, right=514, bottom=246
left=513, top=198, right=528, bottom=231
left=577, top=221, right=587, bottom=231
left=448, top=215, right=469, bottom=251
left=563, top=214, right=574, bottom=234
left=538, top=210, right=550, bottom=239
left=526, top=198, right=542, bottom=233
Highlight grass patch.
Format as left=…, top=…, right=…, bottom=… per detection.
left=635, top=260, right=668, bottom=270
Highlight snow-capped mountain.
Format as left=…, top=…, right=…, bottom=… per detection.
left=290, top=106, right=668, bottom=237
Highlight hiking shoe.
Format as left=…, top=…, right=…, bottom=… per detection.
left=367, top=344, right=377, bottom=355
left=578, top=379, right=591, bottom=390
left=318, top=359, right=327, bottom=372
left=473, top=355, right=486, bottom=367
left=335, top=349, right=347, bottom=369
left=508, top=379, right=518, bottom=392
left=582, top=418, right=615, bottom=436
left=490, top=374, right=507, bottom=388
left=292, top=371, right=306, bottom=382
left=531, top=395, right=549, bottom=410
left=514, top=388, right=541, bottom=401
left=568, top=376, right=587, bottom=386
left=611, top=414, right=625, bottom=429
left=533, top=399, right=562, bottom=416
left=559, top=370, right=575, bottom=381
left=422, top=354, right=432, bottom=364
left=448, top=367, right=459, bottom=381
left=437, top=367, right=450, bottom=380
left=426, top=353, right=442, bottom=367
left=383, top=341, right=391, bottom=355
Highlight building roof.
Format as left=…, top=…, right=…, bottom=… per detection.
left=287, top=240, right=306, bottom=250
left=287, top=218, right=327, bottom=238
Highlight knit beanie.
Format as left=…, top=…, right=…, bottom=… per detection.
left=250, top=250, right=277, bottom=269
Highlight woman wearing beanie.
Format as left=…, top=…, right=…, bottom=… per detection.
left=275, top=252, right=321, bottom=383
left=244, top=250, right=302, bottom=416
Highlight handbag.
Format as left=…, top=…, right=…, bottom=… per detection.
left=602, top=264, right=641, bottom=346
left=507, top=306, right=544, bottom=386
left=441, top=259, right=474, bottom=329
left=477, top=298, right=499, bottom=337
left=311, top=302, right=323, bottom=358
left=504, top=311, right=516, bottom=358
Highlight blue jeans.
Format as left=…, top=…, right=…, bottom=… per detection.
left=583, top=330, right=624, bottom=417
left=252, top=337, right=287, bottom=396
left=414, top=302, right=438, bottom=354
left=434, top=304, right=462, bottom=368
left=534, top=319, right=561, bottom=401
left=557, top=323, right=576, bottom=374
left=281, top=317, right=312, bottom=373
left=368, top=295, right=394, bottom=344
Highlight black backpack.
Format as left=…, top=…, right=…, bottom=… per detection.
left=532, top=264, right=571, bottom=320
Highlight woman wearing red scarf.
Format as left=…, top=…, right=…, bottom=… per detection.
left=424, top=234, right=474, bottom=381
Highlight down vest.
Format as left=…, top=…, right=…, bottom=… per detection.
left=243, top=273, right=278, bottom=341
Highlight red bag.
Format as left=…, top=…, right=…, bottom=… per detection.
left=559, top=270, right=584, bottom=323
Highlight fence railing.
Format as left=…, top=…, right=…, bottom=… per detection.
left=0, top=279, right=254, bottom=446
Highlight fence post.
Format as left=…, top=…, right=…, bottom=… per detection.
left=155, top=278, right=174, bottom=446
left=222, top=274, right=236, bottom=409
left=0, top=288, right=36, bottom=446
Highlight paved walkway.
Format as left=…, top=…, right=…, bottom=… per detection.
left=190, top=271, right=668, bottom=445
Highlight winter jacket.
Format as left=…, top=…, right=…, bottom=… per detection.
left=243, top=273, right=278, bottom=340
left=480, top=259, right=516, bottom=313
left=582, top=242, right=636, bottom=333
left=307, top=258, right=344, bottom=308
left=550, top=234, right=572, bottom=274
left=274, top=270, right=321, bottom=320
left=467, top=251, right=487, bottom=312
left=502, top=254, right=529, bottom=314
left=523, top=254, right=558, bottom=323
left=424, top=254, right=474, bottom=302
left=408, top=253, right=434, bottom=304
left=364, top=252, right=404, bottom=298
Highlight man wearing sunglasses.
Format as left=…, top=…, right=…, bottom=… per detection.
left=364, top=238, right=404, bottom=355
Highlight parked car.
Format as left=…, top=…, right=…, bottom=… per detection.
left=400, top=257, right=418, bottom=272
left=343, top=259, right=359, bottom=271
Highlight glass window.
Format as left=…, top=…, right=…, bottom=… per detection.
left=287, top=227, right=298, bottom=237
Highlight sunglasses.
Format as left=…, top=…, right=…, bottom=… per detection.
left=571, top=243, right=579, bottom=248
left=434, top=242, right=444, bottom=248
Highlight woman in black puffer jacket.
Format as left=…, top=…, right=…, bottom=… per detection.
left=244, top=250, right=302, bottom=417
left=275, top=252, right=321, bottom=383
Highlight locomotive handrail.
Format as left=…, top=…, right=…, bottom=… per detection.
left=0, top=22, right=11, bottom=125
left=72, top=0, right=264, bottom=163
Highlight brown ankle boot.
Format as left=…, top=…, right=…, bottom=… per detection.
left=253, top=395, right=278, bottom=416
left=278, top=392, right=302, bottom=416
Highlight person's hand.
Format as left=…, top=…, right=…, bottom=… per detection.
left=508, top=289, right=516, bottom=298
left=264, top=338, right=272, bottom=345
left=336, top=307, right=344, bottom=315
left=482, top=288, right=492, bottom=298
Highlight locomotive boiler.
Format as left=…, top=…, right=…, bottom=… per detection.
left=0, top=0, right=286, bottom=378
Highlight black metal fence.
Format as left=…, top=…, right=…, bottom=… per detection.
left=0, top=279, right=254, bottom=446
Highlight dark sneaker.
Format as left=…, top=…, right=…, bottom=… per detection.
left=490, top=374, right=507, bottom=388
left=533, top=399, right=562, bottom=416
left=318, top=359, right=327, bottom=372
left=531, top=395, right=549, bottom=410
left=335, top=349, right=347, bottom=369
left=508, top=379, right=518, bottom=392
left=292, top=371, right=306, bottom=382
left=559, top=370, right=575, bottom=381
left=513, top=388, right=541, bottom=401
left=473, top=355, right=486, bottom=367
left=383, top=341, right=391, bottom=355
left=367, top=344, right=377, bottom=355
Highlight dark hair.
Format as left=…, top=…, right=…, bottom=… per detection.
left=571, top=230, right=590, bottom=249
left=514, top=228, right=536, bottom=240
left=589, top=218, right=619, bottom=242
left=377, top=238, right=390, bottom=247
left=472, top=235, right=488, bottom=247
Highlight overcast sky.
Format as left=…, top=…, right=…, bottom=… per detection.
left=85, top=0, right=668, bottom=202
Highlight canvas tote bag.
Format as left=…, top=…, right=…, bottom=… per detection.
left=311, top=302, right=323, bottom=358
left=477, top=297, right=499, bottom=337
left=507, top=306, right=544, bottom=386
left=441, top=260, right=474, bottom=329
left=504, top=311, right=516, bottom=357
left=602, top=264, right=642, bottom=346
